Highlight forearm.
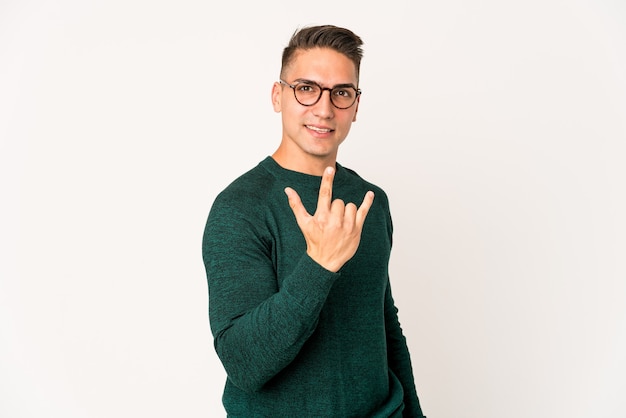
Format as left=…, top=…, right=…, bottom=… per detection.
left=210, top=254, right=338, bottom=392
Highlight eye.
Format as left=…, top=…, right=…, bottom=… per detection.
left=296, top=83, right=319, bottom=94
left=333, top=88, right=353, bottom=99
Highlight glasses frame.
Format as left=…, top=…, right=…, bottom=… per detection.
left=279, top=79, right=361, bottom=110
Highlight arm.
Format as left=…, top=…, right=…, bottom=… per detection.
left=384, top=282, right=426, bottom=417
left=203, top=197, right=338, bottom=393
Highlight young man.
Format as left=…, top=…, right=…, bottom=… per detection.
left=202, top=25, right=426, bottom=417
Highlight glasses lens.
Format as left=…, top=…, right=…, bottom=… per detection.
left=293, top=83, right=321, bottom=106
left=330, top=87, right=357, bottom=109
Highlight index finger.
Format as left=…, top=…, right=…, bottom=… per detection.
left=316, top=166, right=335, bottom=212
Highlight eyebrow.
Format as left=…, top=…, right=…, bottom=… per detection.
left=292, top=78, right=358, bottom=90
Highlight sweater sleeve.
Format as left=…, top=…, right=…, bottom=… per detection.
left=384, top=281, right=426, bottom=417
left=202, top=194, right=339, bottom=393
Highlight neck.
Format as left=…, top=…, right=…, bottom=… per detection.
left=271, top=148, right=337, bottom=176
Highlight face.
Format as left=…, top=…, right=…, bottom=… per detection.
left=272, top=47, right=360, bottom=170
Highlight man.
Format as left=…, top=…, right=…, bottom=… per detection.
left=202, top=25, right=426, bottom=417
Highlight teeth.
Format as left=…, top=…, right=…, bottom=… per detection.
left=307, top=125, right=331, bottom=133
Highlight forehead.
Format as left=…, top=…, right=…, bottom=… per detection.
left=284, top=47, right=358, bottom=85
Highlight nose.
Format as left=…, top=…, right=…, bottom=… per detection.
left=312, top=89, right=335, bottom=119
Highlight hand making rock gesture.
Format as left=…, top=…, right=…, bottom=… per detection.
left=284, top=166, right=375, bottom=273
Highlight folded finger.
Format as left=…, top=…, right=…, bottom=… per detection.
left=343, top=202, right=357, bottom=229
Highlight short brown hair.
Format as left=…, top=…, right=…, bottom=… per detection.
left=280, top=25, right=364, bottom=80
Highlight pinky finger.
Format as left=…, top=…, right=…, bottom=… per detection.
left=356, top=191, right=375, bottom=226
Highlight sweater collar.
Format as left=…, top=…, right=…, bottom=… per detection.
left=261, top=156, right=348, bottom=189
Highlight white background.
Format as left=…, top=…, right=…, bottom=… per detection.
left=1, top=0, right=625, bottom=417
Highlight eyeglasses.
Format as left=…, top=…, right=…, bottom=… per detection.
left=279, top=79, right=361, bottom=109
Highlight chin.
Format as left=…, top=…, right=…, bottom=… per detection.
left=306, top=147, right=336, bottom=158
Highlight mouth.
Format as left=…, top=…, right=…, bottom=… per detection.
left=305, top=125, right=334, bottom=134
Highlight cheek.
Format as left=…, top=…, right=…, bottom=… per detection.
left=282, top=108, right=305, bottom=131
left=340, top=112, right=357, bottom=129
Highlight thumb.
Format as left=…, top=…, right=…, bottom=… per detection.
left=284, top=187, right=311, bottom=221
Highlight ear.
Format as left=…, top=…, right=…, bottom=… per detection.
left=352, top=95, right=360, bottom=122
left=271, top=82, right=282, bottom=113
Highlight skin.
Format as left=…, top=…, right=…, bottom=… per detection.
left=271, top=47, right=375, bottom=273
left=271, top=47, right=359, bottom=176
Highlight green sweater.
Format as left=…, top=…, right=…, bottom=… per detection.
left=202, top=157, right=425, bottom=417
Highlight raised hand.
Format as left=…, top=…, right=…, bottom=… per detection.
left=284, top=166, right=375, bottom=273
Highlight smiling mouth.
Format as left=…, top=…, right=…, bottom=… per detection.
left=306, top=125, right=333, bottom=133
